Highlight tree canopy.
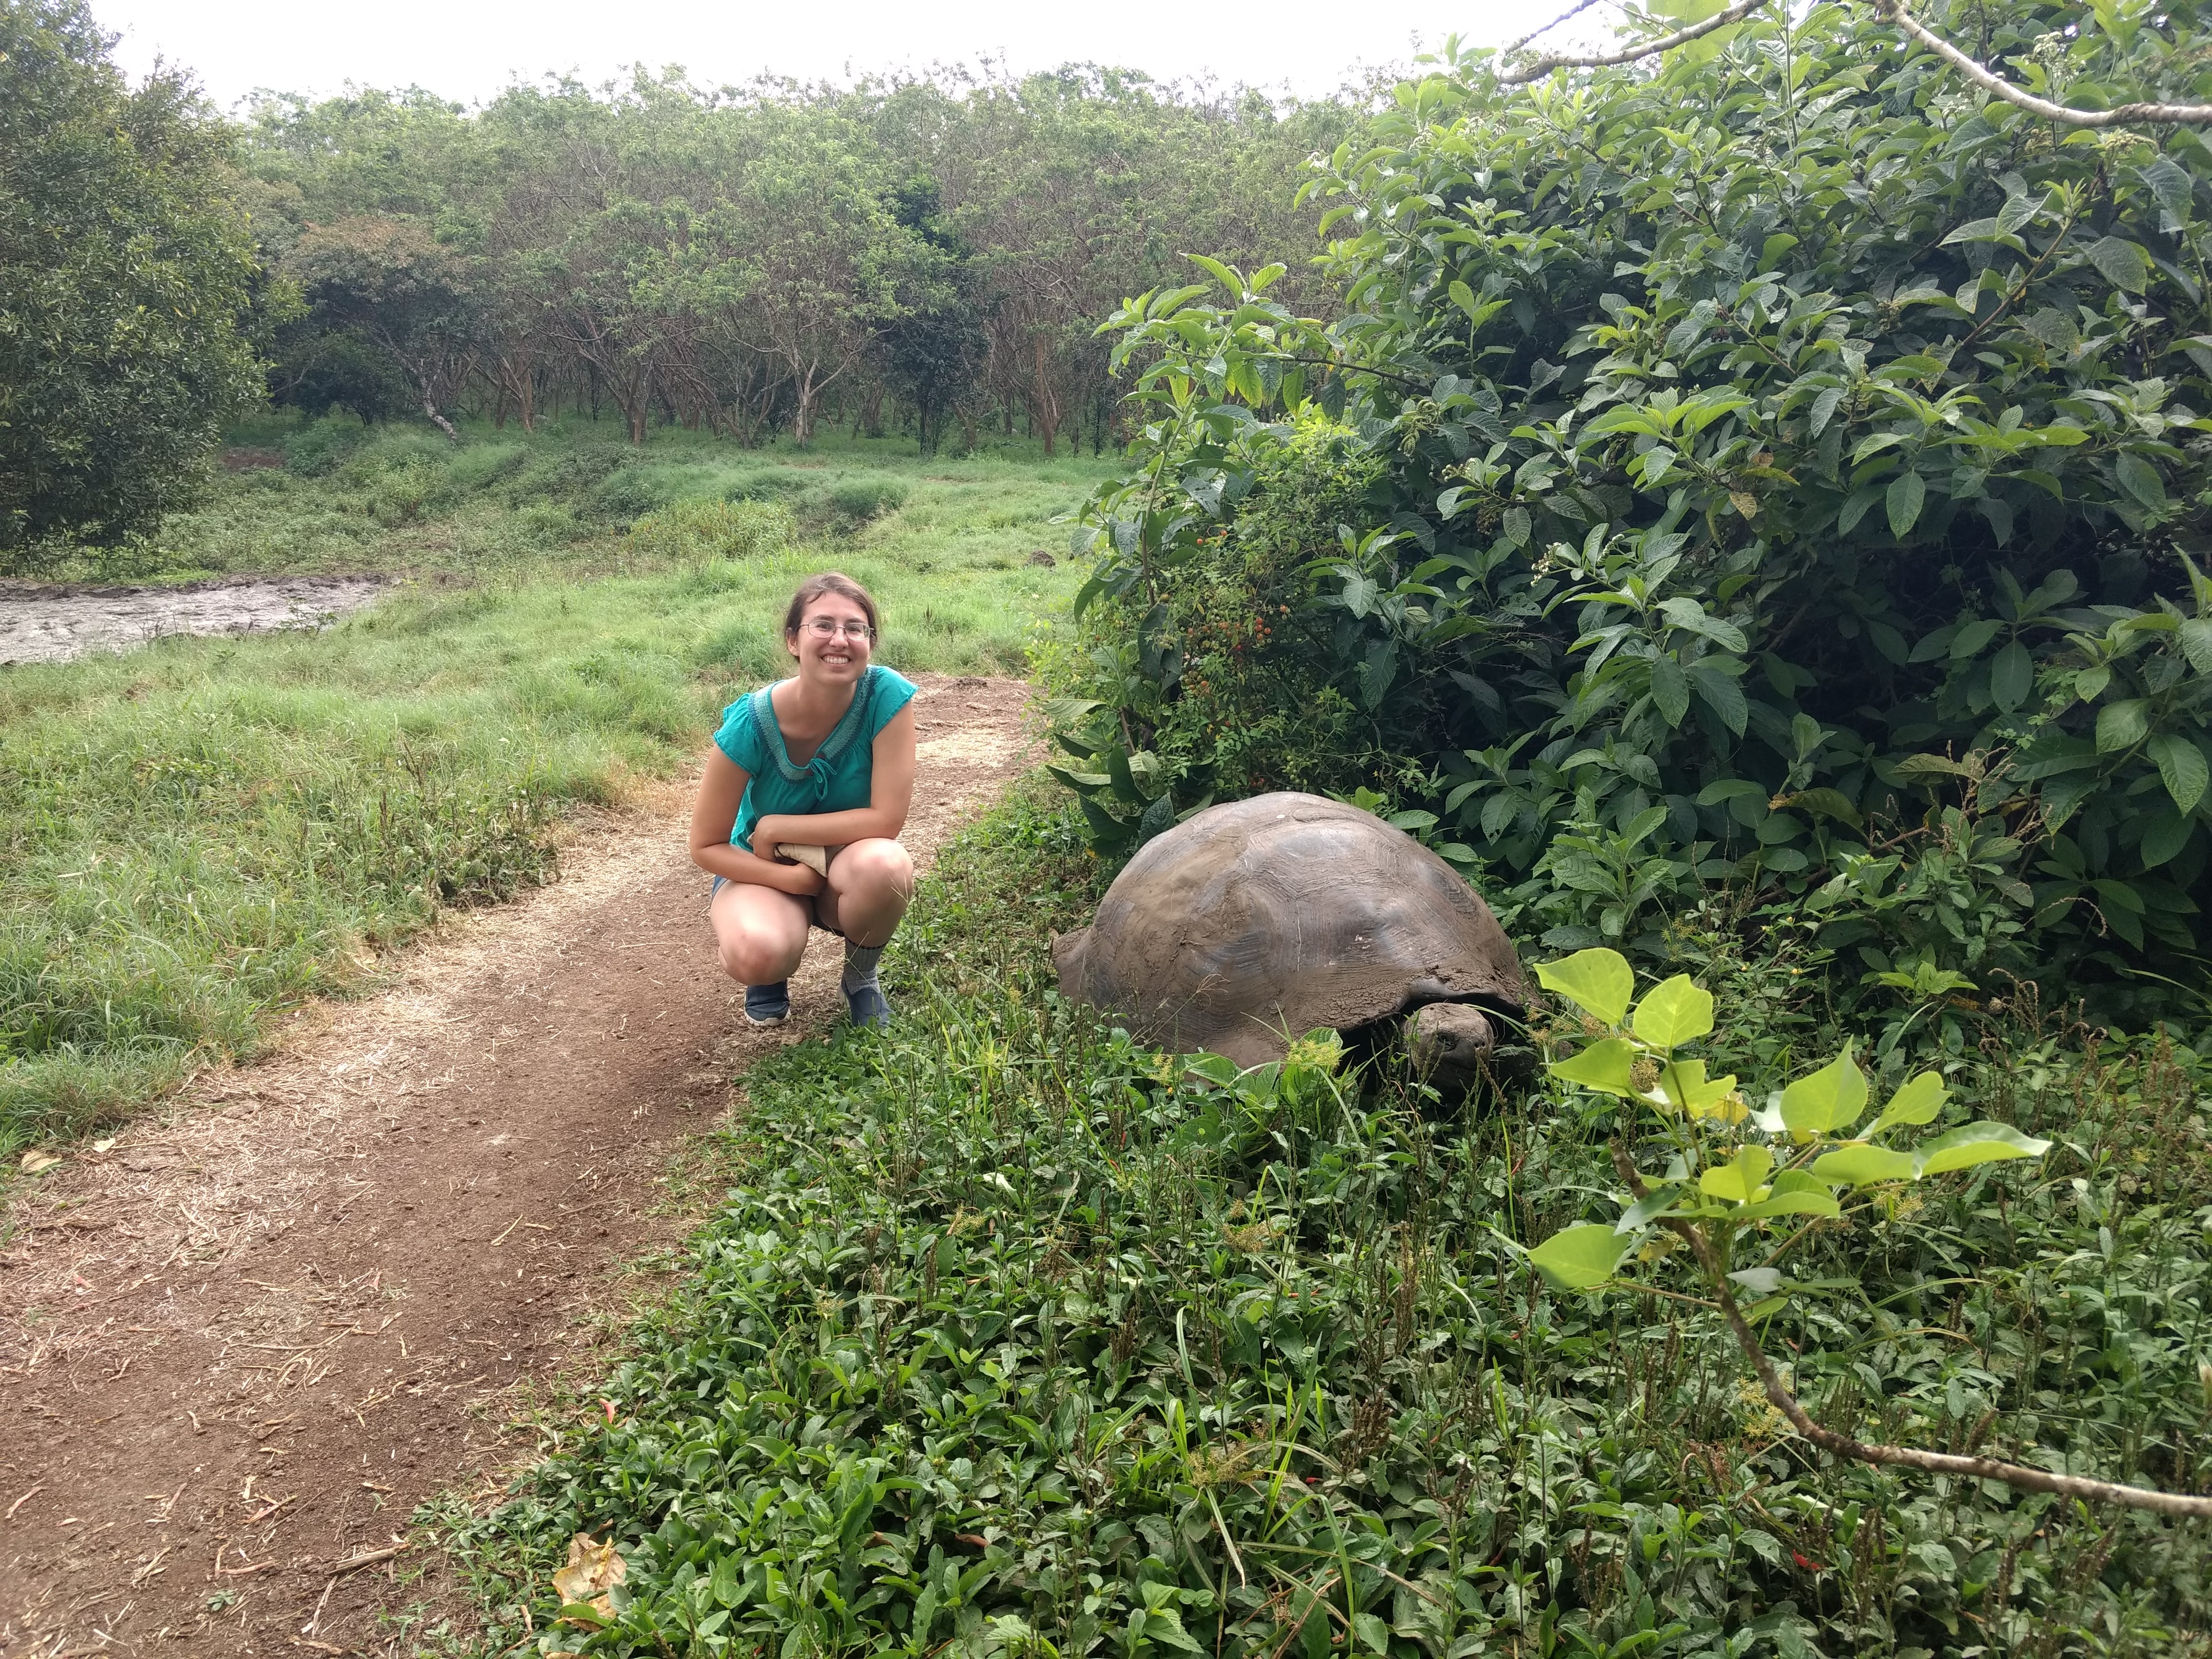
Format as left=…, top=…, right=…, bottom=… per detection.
left=238, top=68, right=1365, bottom=451
left=0, top=0, right=267, bottom=557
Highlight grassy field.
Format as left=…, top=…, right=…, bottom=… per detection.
left=51, top=412, right=1113, bottom=585
left=0, top=416, right=1117, bottom=1164
left=430, top=782, right=2212, bottom=1659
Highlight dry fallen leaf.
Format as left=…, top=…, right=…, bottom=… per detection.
left=552, top=1532, right=626, bottom=1619
left=91, top=1138, right=117, bottom=1154
left=20, top=1150, right=60, bottom=1174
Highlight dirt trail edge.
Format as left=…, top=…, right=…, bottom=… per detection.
left=0, top=673, right=1036, bottom=1657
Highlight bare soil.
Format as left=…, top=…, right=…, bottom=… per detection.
left=0, top=673, right=1036, bottom=1657
left=0, top=577, right=387, bottom=666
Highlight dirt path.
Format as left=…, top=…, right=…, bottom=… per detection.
left=0, top=673, right=1035, bottom=1658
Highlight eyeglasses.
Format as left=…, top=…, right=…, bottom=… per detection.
left=804, top=618, right=874, bottom=640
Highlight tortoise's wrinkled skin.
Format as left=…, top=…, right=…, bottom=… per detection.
left=1053, top=793, right=1528, bottom=1081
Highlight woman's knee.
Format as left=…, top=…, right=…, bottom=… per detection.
left=835, top=838, right=914, bottom=902
left=717, top=928, right=799, bottom=984
left=711, top=895, right=806, bottom=983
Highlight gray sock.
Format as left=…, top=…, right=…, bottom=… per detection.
left=842, top=942, right=884, bottom=993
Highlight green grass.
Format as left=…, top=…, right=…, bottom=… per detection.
left=0, top=417, right=1112, bottom=1162
left=33, top=411, right=1117, bottom=584
left=435, top=783, right=2212, bottom=1659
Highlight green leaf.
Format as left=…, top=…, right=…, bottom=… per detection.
left=1915, top=1121, right=2052, bottom=1176
left=2116, top=452, right=2168, bottom=510
left=2086, top=234, right=2151, bottom=293
left=2141, top=807, right=2193, bottom=867
left=1778, top=787, right=1863, bottom=830
left=1886, top=470, right=1926, bottom=539
left=1700, top=1144, right=1773, bottom=1202
left=1724, top=1187, right=1842, bottom=1221
left=1527, top=1224, right=1630, bottom=1291
left=1186, top=252, right=1244, bottom=298
left=1779, top=1045, right=1868, bottom=1137
left=1650, top=653, right=1691, bottom=727
left=1990, top=640, right=2034, bottom=712
left=2148, top=733, right=2209, bottom=814
left=1535, top=948, right=1634, bottom=1026
left=1549, top=1037, right=1639, bottom=1097
left=1811, top=1144, right=1918, bottom=1185
left=2180, top=619, right=2212, bottom=673
left=1632, top=974, right=1716, bottom=1048
left=1688, top=662, right=1747, bottom=735
left=2097, top=699, right=2150, bottom=752
left=1872, top=1070, right=1947, bottom=1133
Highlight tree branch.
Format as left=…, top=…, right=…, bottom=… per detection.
left=1501, top=0, right=1608, bottom=60
left=1606, top=1144, right=2212, bottom=1520
left=1497, top=0, right=1768, bottom=85
left=1876, top=0, right=2212, bottom=127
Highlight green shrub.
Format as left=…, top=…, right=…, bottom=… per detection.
left=443, top=441, right=528, bottom=494
left=281, top=419, right=371, bottom=477
left=363, top=455, right=446, bottom=526
left=721, top=467, right=810, bottom=504
left=623, top=497, right=795, bottom=564
left=591, top=466, right=673, bottom=523
left=1061, top=3, right=2212, bottom=1023
left=824, top=473, right=911, bottom=521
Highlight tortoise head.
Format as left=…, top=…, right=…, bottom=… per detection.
left=1406, top=1002, right=1497, bottom=1099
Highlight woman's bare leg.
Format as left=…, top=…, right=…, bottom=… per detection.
left=818, top=838, right=914, bottom=948
left=709, top=881, right=812, bottom=985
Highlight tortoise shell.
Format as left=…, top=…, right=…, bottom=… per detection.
left=1052, top=792, right=1528, bottom=1066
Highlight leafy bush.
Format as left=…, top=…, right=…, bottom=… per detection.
left=592, top=466, right=674, bottom=524
left=281, top=417, right=373, bottom=477
left=723, top=467, right=811, bottom=504
left=1058, top=3, right=2212, bottom=1019
left=623, top=498, right=796, bottom=564
left=445, top=787, right=2212, bottom=1657
left=825, top=473, right=912, bottom=521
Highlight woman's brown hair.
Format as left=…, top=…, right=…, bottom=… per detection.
left=783, top=572, right=880, bottom=649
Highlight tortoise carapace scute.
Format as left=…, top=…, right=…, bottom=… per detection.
left=1052, top=792, right=1528, bottom=1068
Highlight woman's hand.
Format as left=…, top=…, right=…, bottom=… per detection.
left=752, top=813, right=805, bottom=858
left=769, top=857, right=827, bottom=897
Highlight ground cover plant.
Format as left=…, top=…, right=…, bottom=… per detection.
left=442, top=783, right=2212, bottom=1657
left=1050, top=0, right=2212, bottom=1030
left=0, top=428, right=1098, bottom=1166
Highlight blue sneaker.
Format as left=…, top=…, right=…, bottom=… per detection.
left=744, top=980, right=790, bottom=1026
left=843, top=978, right=891, bottom=1031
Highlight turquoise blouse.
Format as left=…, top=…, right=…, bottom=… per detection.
left=713, top=665, right=918, bottom=852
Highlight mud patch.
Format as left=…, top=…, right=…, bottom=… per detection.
left=0, top=576, right=387, bottom=666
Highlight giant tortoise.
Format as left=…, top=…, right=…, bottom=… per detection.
left=1052, top=792, right=1529, bottom=1094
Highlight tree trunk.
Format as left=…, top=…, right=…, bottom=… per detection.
left=1033, top=336, right=1058, bottom=458
left=863, top=384, right=885, bottom=439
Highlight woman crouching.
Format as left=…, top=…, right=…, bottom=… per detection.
left=688, top=572, right=916, bottom=1029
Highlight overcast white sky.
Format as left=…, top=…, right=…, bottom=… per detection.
left=94, top=0, right=1581, bottom=111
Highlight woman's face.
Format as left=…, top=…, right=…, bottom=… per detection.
left=788, top=593, right=874, bottom=686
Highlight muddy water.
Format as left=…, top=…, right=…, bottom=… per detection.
left=0, top=575, right=386, bottom=665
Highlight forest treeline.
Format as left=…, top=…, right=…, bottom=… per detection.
left=0, top=0, right=1373, bottom=559
left=240, top=68, right=1367, bottom=455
